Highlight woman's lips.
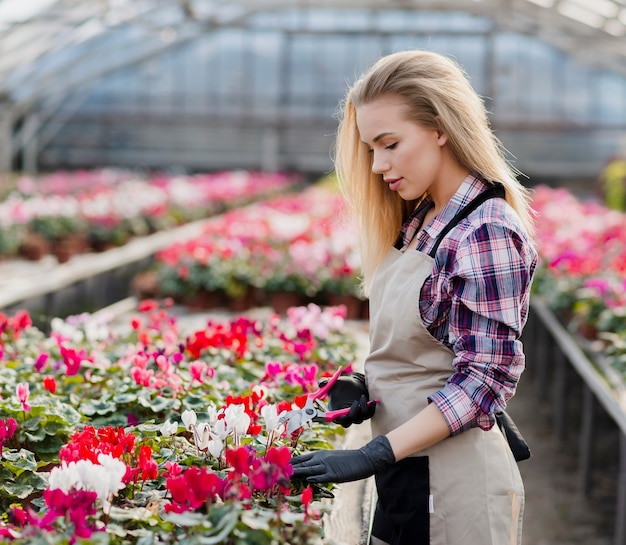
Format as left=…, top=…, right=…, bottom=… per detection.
left=385, top=178, right=402, bottom=191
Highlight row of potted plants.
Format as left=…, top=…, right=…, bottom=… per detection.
left=0, top=299, right=358, bottom=543
left=0, top=169, right=300, bottom=263
left=142, top=181, right=366, bottom=318
left=530, top=184, right=626, bottom=375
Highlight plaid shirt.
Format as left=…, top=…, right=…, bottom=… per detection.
left=397, top=174, right=537, bottom=435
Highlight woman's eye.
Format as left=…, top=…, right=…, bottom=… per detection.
left=385, top=142, right=398, bottom=150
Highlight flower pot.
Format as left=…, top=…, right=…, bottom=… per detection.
left=52, top=234, right=89, bottom=263
left=268, top=291, right=304, bottom=315
left=132, top=271, right=159, bottom=299
left=19, top=232, right=50, bottom=261
left=185, top=289, right=225, bottom=311
left=227, top=288, right=257, bottom=312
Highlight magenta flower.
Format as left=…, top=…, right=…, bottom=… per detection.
left=34, top=352, right=50, bottom=372
left=0, top=418, right=17, bottom=454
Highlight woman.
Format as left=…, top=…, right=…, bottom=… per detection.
left=290, top=50, right=538, bottom=545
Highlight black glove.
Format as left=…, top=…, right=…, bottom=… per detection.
left=290, top=435, right=395, bottom=483
left=320, top=372, right=377, bottom=428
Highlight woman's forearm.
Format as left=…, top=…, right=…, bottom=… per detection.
left=386, top=402, right=451, bottom=461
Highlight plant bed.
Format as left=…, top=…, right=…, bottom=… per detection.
left=0, top=299, right=363, bottom=543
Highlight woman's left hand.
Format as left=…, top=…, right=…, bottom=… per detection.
left=290, top=435, right=395, bottom=483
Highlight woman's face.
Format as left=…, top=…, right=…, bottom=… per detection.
left=355, top=95, right=450, bottom=202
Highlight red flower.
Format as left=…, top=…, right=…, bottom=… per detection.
left=226, top=446, right=253, bottom=475
left=137, top=299, right=159, bottom=313
left=43, top=375, right=57, bottom=394
left=166, top=467, right=226, bottom=512
left=302, top=486, right=313, bottom=507
left=138, top=445, right=158, bottom=481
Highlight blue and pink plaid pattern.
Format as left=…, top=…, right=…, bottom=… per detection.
left=398, top=173, right=538, bottom=435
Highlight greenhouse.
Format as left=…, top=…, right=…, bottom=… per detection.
left=1, top=0, right=626, bottom=543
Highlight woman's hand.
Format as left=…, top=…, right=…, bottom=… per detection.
left=320, top=372, right=377, bottom=427
left=290, top=435, right=395, bottom=483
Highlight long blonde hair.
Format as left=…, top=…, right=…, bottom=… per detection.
left=334, top=50, right=535, bottom=296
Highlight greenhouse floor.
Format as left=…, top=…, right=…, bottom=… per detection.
left=507, top=373, right=616, bottom=545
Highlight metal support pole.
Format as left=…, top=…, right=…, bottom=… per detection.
left=536, top=317, right=550, bottom=402
left=0, top=101, right=14, bottom=172
left=22, top=112, right=40, bottom=174
left=553, top=348, right=569, bottom=441
left=261, top=127, right=280, bottom=173
left=616, top=433, right=626, bottom=545
left=579, top=384, right=596, bottom=497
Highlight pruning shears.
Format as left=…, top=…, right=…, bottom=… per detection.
left=278, top=367, right=375, bottom=434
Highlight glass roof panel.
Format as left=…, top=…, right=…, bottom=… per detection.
left=0, top=0, right=57, bottom=24
left=0, top=0, right=625, bottom=105
left=557, top=1, right=605, bottom=28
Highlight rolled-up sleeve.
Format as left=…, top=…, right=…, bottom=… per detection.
left=428, top=222, right=537, bottom=435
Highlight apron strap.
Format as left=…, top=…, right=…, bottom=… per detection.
left=428, top=183, right=506, bottom=258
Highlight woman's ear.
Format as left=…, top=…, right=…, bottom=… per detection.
left=434, top=116, right=448, bottom=146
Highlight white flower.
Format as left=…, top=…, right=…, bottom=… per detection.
left=94, top=454, right=127, bottom=511
left=160, top=419, right=178, bottom=437
left=48, top=461, right=81, bottom=492
left=213, top=418, right=228, bottom=440
left=193, top=422, right=211, bottom=451
left=206, top=403, right=218, bottom=425
left=261, top=404, right=286, bottom=434
left=47, top=455, right=127, bottom=514
left=224, top=404, right=250, bottom=436
left=181, top=409, right=197, bottom=431
left=207, top=438, right=224, bottom=458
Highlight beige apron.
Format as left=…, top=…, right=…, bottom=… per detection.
left=364, top=246, right=524, bottom=545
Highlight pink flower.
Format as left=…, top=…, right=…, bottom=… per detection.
left=16, top=383, right=30, bottom=412
left=189, top=360, right=208, bottom=383
left=164, top=461, right=183, bottom=478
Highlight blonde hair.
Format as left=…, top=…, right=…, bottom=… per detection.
left=334, top=50, right=535, bottom=296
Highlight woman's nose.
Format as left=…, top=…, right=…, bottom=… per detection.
left=371, top=152, right=388, bottom=175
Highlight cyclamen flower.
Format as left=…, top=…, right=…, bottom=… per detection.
left=192, top=422, right=212, bottom=451
left=181, top=409, right=197, bottom=431
left=260, top=404, right=287, bottom=444
left=138, top=446, right=158, bottom=481
left=223, top=404, right=251, bottom=440
left=165, top=466, right=226, bottom=513
left=43, top=375, right=57, bottom=394
left=48, top=454, right=126, bottom=513
left=41, top=488, right=99, bottom=539
left=160, top=419, right=178, bottom=437
left=16, top=383, right=30, bottom=412
left=34, top=352, right=50, bottom=372
left=0, top=418, right=17, bottom=455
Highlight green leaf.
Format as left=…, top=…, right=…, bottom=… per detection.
left=108, top=506, right=156, bottom=523
left=2, top=449, right=37, bottom=473
left=241, top=510, right=272, bottom=531
left=162, top=511, right=210, bottom=528
left=113, top=393, right=138, bottom=404
left=139, top=395, right=176, bottom=413
left=33, top=434, right=66, bottom=455
left=0, top=468, right=43, bottom=499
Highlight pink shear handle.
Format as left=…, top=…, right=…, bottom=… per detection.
left=324, top=400, right=378, bottom=422
left=312, top=366, right=344, bottom=401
